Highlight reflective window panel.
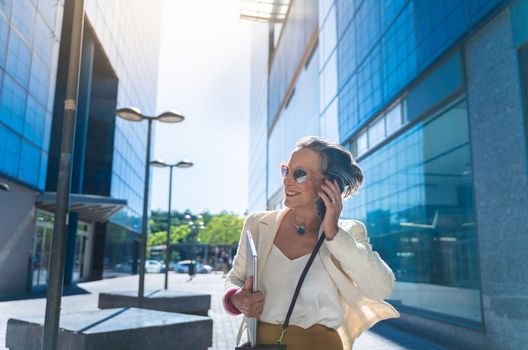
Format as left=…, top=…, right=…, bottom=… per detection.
left=103, top=223, right=139, bottom=278
left=336, top=0, right=506, bottom=142
left=343, top=99, right=483, bottom=324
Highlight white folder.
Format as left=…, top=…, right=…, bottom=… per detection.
left=245, top=230, right=258, bottom=346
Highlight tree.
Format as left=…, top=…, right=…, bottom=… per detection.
left=198, top=214, right=244, bottom=245
left=150, top=210, right=183, bottom=233
left=147, top=225, right=191, bottom=247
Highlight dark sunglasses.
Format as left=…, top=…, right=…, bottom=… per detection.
left=280, top=162, right=311, bottom=184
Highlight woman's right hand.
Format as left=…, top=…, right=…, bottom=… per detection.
left=230, top=276, right=265, bottom=318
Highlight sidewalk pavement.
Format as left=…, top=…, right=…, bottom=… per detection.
left=0, top=273, right=447, bottom=349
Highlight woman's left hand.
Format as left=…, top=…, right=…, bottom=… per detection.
left=318, top=179, right=343, bottom=240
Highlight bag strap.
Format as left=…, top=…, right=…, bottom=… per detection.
left=277, top=232, right=327, bottom=344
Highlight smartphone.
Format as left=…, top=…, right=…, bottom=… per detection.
left=316, top=174, right=343, bottom=219
left=316, top=197, right=326, bottom=220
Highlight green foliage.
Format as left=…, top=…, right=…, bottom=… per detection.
left=149, top=209, right=243, bottom=246
left=150, top=210, right=183, bottom=233
left=197, top=214, right=243, bottom=245
left=147, top=225, right=191, bottom=247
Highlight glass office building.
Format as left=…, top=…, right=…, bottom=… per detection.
left=0, top=0, right=59, bottom=191
left=246, top=0, right=528, bottom=349
left=0, top=0, right=162, bottom=294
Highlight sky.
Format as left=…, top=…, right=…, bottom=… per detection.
left=152, top=0, right=252, bottom=215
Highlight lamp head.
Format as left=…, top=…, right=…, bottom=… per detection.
left=157, top=111, right=185, bottom=123
left=116, top=107, right=144, bottom=121
left=151, top=159, right=168, bottom=168
left=176, top=159, right=194, bottom=168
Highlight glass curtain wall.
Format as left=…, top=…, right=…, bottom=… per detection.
left=72, top=222, right=88, bottom=282
left=32, top=211, right=91, bottom=286
left=103, top=223, right=139, bottom=278
left=343, top=99, right=482, bottom=325
left=248, top=23, right=269, bottom=213
left=520, top=45, right=528, bottom=161
left=336, top=0, right=506, bottom=143
left=82, top=0, right=163, bottom=233
left=0, top=0, right=62, bottom=190
left=32, top=210, right=54, bottom=287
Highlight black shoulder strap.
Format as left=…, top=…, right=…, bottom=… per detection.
left=281, top=233, right=327, bottom=332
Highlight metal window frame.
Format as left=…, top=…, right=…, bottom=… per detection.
left=518, top=43, right=528, bottom=176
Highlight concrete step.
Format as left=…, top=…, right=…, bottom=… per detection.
left=98, top=289, right=211, bottom=316
left=6, top=307, right=212, bottom=350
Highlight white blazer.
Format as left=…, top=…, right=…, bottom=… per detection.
left=225, top=208, right=400, bottom=349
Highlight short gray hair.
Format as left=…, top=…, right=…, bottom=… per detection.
left=296, top=136, right=364, bottom=199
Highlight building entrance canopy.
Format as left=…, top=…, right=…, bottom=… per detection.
left=36, top=192, right=127, bottom=223
left=240, top=0, right=290, bottom=22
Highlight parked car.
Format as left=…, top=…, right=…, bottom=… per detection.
left=145, top=259, right=166, bottom=273
left=172, top=260, right=213, bottom=274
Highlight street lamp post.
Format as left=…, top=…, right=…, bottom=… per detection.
left=184, top=214, right=205, bottom=277
left=116, top=107, right=184, bottom=306
left=194, top=215, right=206, bottom=264
left=42, top=0, right=84, bottom=348
left=151, top=159, right=193, bottom=289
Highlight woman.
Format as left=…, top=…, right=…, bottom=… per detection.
left=223, top=136, right=399, bottom=349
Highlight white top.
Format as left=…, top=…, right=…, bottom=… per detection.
left=226, top=210, right=399, bottom=348
left=258, top=244, right=344, bottom=329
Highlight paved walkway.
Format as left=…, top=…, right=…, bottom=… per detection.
left=0, top=273, right=447, bottom=349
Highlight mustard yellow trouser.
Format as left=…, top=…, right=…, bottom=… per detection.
left=257, top=321, right=343, bottom=350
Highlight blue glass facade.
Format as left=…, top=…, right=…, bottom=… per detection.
left=268, top=0, right=318, bottom=129
left=344, top=99, right=482, bottom=323
left=336, top=0, right=506, bottom=142
left=0, top=0, right=162, bottom=291
left=334, top=0, right=492, bottom=326
left=520, top=29, right=528, bottom=164
left=250, top=0, right=528, bottom=347
left=319, top=0, right=339, bottom=142
left=267, top=51, right=320, bottom=204
left=0, top=0, right=62, bottom=190
left=84, top=0, right=162, bottom=233
left=83, top=0, right=162, bottom=279
left=265, top=0, right=320, bottom=207
left=248, top=23, right=269, bottom=213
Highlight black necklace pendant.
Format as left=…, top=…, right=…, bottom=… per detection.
left=295, top=225, right=305, bottom=235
